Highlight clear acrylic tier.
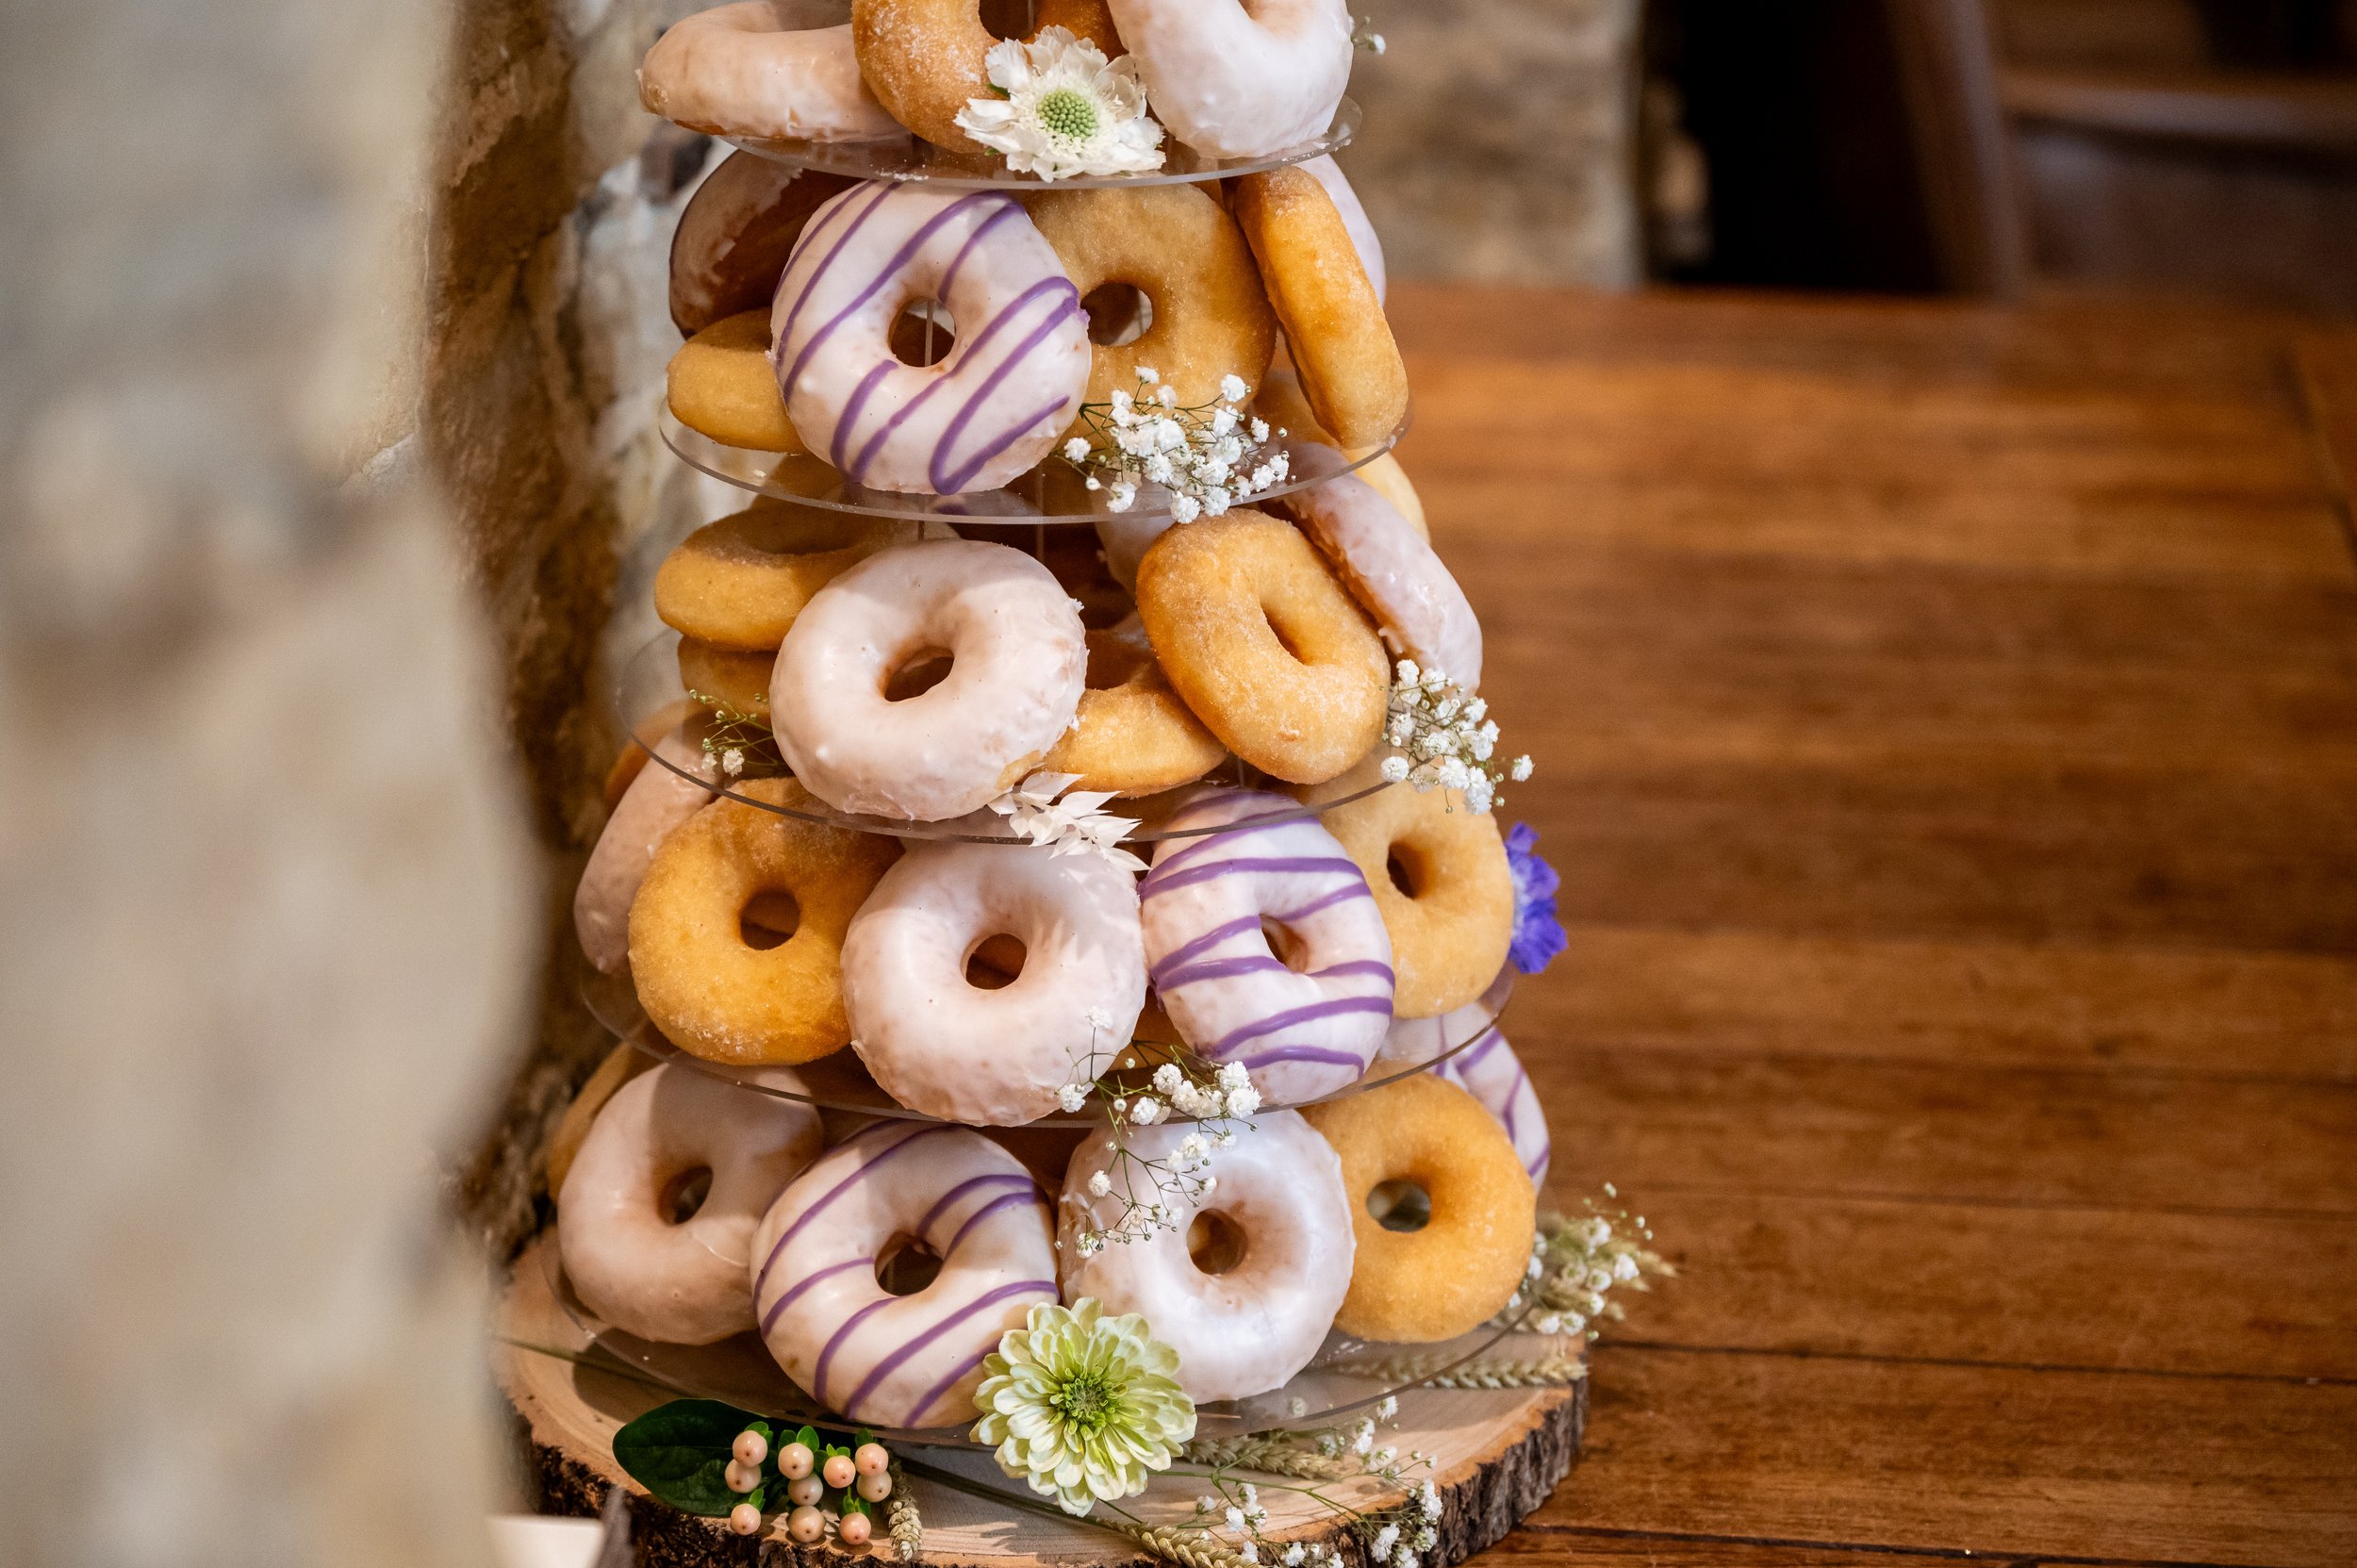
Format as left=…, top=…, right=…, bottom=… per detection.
left=618, top=629, right=1403, bottom=845
left=659, top=406, right=1407, bottom=523
left=725, top=100, right=1359, bottom=192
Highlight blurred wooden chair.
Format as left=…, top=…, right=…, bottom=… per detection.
left=1887, top=0, right=2357, bottom=313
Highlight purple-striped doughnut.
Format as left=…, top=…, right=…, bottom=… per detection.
left=1380, top=968, right=1548, bottom=1185
left=1057, top=1111, right=1354, bottom=1402
left=1141, top=788, right=1393, bottom=1104
left=558, top=1063, right=824, bottom=1345
left=770, top=182, right=1089, bottom=495
left=750, top=1122, right=1058, bottom=1428
left=844, top=841, right=1146, bottom=1125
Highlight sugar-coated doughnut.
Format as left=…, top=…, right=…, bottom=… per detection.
left=1272, top=443, right=1481, bottom=691
left=1105, top=0, right=1352, bottom=159
left=669, top=310, right=806, bottom=454
left=1304, top=1073, right=1536, bottom=1342
left=1135, top=510, right=1386, bottom=784
left=1380, top=967, right=1547, bottom=1184
left=843, top=840, right=1146, bottom=1125
left=851, top=0, right=1124, bottom=151
left=628, top=778, right=900, bottom=1064
left=1141, top=788, right=1393, bottom=1103
left=671, top=154, right=858, bottom=337
left=1037, top=628, right=1228, bottom=797
left=752, top=1121, right=1058, bottom=1426
left=1300, top=156, right=1385, bottom=304
left=639, top=0, right=900, bottom=142
left=1316, top=774, right=1512, bottom=1018
left=559, top=1062, right=826, bottom=1345
left=546, top=1044, right=656, bottom=1198
left=770, top=540, right=1087, bottom=819
left=1232, top=169, right=1408, bottom=449
left=773, top=183, right=1088, bottom=494
left=1026, top=184, right=1277, bottom=427
left=1056, top=1111, right=1353, bottom=1402
left=678, top=637, right=776, bottom=719
left=574, top=725, right=720, bottom=975
left=655, top=503, right=939, bottom=652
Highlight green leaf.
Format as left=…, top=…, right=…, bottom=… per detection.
left=613, top=1398, right=765, bottom=1518
left=841, top=1494, right=871, bottom=1518
left=795, top=1424, right=820, bottom=1452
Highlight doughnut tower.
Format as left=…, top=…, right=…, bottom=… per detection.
left=544, top=0, right=1566, bottom=1523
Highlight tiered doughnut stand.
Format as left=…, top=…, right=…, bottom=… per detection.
left=495, top=8, right=1585, bottom=1564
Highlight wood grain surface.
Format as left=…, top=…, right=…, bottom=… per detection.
left=1388, top=285, right=2357, bottom=1568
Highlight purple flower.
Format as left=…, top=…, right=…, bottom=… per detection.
left=1504, top=821, right=1566, bottom=975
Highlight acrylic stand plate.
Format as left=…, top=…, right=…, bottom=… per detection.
left=497, top=1228, right=1585, bottom=1568
left=659, top=407, right=1408, bottom=523
left=724, top=100, right=1360, bottom=191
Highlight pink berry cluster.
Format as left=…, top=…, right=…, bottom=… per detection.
left=724, top=1426, right=895, bottom=1543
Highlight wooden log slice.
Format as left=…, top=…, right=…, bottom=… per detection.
left=496, top=1234, right=1585, bottom=1568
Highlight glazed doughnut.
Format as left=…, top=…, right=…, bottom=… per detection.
left=751, top=1121, right=1059, bottom=1426
left=1380, top=968, right=1548, bottom=1184
left=843, top=840, right=1146, bottom=1125
left=1303, top=1073, right=1536, bottom=1343
left=1056, top=1111, right=1354, bottom=1402
left=668, top=310, right=806, bottom=454
left=769, top=540, right=1087, bottom=819
left=851, top=0, right=1125, bottom=152
left=1249, top=371, right=1425, bottom=535
left=655, top=503, right=939, bottom=652
left=1300, top=156, right=1385, bottom=304
left=638, top=0, right=900, bottom=142
left=772, top=183, right=1088, bottom=494
left=1037, top=629, right=1228, bottom=797
left=678, top=637, right=776, bottom=719
left=1316, top=772, right=1513, bottom=1018
left=1140, top=788, right=1393, bottom=1104
left=671, top=155, right=858, bottom=337
left=574, top=725, right=720, bottom=974
left=1233, top=169, right=1409, bottom=449
left=628, top=778, right=900, bottom=1064
left=1271, top=443, right=1482, bottom=691
left=1026, top=184, right=1277, bottom=426
left=1134, top=510, right=1386, bottom=784
left=559, top=1062, right=826, bottom=1345
left=1105, top=0, right=1352, bottom=159
left=546, top=1044, right=655, bottom=1198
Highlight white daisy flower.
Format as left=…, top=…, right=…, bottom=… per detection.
left=954, top=27, right=1165, bottom=182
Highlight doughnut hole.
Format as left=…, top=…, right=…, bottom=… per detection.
left=1260, top=918, right=1311, bottom=973
left=966, top=933, right=1028, bottom=990
left=1367, top=1178, right=1431, bottom=1233
left=882, top=646, right=955, bottom=701
left=1386, top=847, right=1424, bottom=898
left=1081, top=281, right=1154, bottom=348
left=1187, top=1211, right=1248, bottom=1276
left=979, top=0, right=1039, bottom=41
left=876, top=1235, right=946, bottom=1296
left=741, top=890, right=801, bottom=950
left=1317, top=783, right=1513, bottom=1018
left=889, top=300, right=957, bottom=368
left=660, top=1165, right=715, bottom=1224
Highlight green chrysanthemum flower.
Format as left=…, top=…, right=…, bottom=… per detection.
left=971, top=1298, right=1196, bottom=1515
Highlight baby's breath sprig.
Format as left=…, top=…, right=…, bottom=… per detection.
left=683, top=689, right=781, bottom=782
left=1499, top=1190, right=1673, bottom=1339
left=1178, top=1403, right=1443, bottom=1568
left=1377, top=661, right=1528, bottom=815
left=1058, top=1024, right=1263, bottom=1256
left=1061, top=367, right=1290, bottom=522
left=1351, top=15, right=1387, bottom=53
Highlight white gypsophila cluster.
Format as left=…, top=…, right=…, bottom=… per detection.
left=989, top=771, right=1147, bottom=873
left=1352, top=15, right=1387, bottom=52
left=1062, top=369, right=1289, bottom=521
left=1498, top=1193, right=1670, bottom=1338
left=953, top=25, right=1165, bottom=180
left=1058, top=1039, right=1261, bottom=1258
left=1378, top=659, right=1531, bottom=815
left=1188, top=1406, right=1440, bottom=1568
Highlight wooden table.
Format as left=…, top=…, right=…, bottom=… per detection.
left=1386, top=286, right=2357, bottom=1568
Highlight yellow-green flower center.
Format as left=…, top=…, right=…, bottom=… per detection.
left=1050, top=1369, right=1116, bottom=1436
left=1037, top=87, right=1099, bottom=142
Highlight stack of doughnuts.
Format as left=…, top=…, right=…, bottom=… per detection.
left=549, top=0, right=1562, bottom=1439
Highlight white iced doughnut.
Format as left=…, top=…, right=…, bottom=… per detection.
left=1056, top=1111, right=1354, bottom=1402
left=557, top=1063, right=825, bottom=1345
left=1105, top=0, right=1354, bottom=160
left=573, top=727, right=718, bottom=975
left=1273, top=443, right=1483, bottom=692
left=772, top=183, right=1089, bottom=494
left=845, top=841, right=1146, bottom=1125
left=1380, top=969, right=1547, bottom=1184
left=770, top=539, right=1087, bottom=819
left=1301, top=157, right=1385, bottom=303
left=638, top=0, right=901, bottom=142
left=1141, top=788, right=1393, bottom=1104
left=751, top=1122, right=1059, bottom=1427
